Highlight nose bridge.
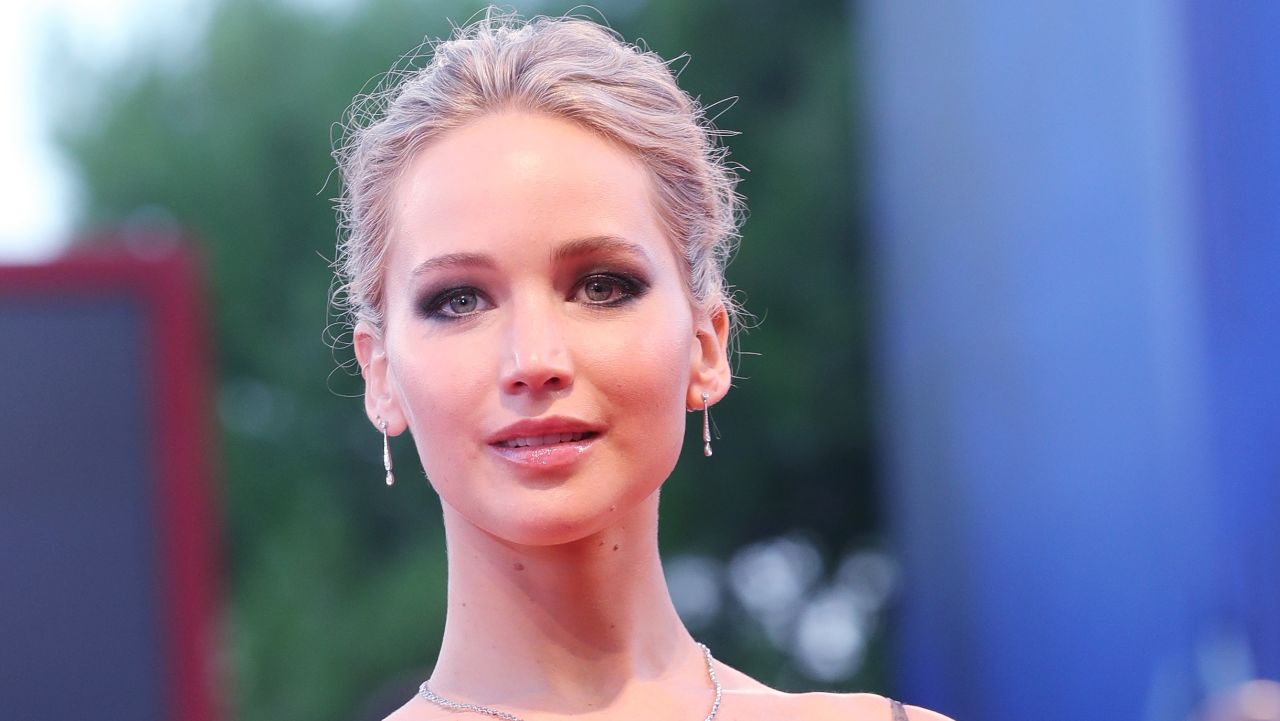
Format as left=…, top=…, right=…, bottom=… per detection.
left=500, top=287, right=572, bottom=393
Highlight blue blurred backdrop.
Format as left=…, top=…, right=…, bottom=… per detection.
left=862, top=2, right=1279, bottom=720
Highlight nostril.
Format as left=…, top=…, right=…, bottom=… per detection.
left=505, top=374, right=568, bottom=393
left=499, top=347, right=573, bottom=393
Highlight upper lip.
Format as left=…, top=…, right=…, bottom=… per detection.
left=486, top=416, right=604, bottom=445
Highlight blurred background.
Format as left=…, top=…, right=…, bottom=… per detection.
left=0, top=1, right=1275, bottom=721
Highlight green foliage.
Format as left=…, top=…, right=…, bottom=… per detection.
left=53, top=1, right=882, bottom=718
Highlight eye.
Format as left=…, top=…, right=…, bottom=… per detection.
left=576, top=274, right=639, bottom=305
left=446, top=291, right=481, bottom=315
left=421, top=287, right=491, bottom=320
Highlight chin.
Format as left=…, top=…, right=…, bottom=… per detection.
left=469, top=480, right=665, bottom=548
left=498, top=496, right=643, bottom=547
left=495, top=519, right=610, bottom=548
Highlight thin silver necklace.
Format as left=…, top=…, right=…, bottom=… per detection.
left=418, top=643, right=723, bottom=721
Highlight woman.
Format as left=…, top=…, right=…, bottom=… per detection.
left=335, top=11, right=952, bottom=721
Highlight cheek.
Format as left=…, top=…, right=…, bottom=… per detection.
left=601, top=329, right=689, bottom=406
left=582, top=295, right=693, bottom=397
left=389, top=340, right=492, bottom=476
left=587, top=307, right=695, bottom=470
left=396, top=353, right=485, bottom=423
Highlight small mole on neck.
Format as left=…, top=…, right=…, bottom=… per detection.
left=612, top=544, right=619, bottom=551
left=513, top=562, right=525, bottom=571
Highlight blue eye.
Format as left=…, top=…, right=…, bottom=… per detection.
left=446, top=291, right=480, bottom=314
left=575, top=274, right=645, bottom=305
left=421, top=287, right=490, bottom=320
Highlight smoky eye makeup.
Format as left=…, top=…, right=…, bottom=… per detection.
left=564, top=249, right=653, bottom=285
left=408, top=246, right=658, bottom=321
left=572, top=267, right=651, bottom=305
left=414, top=280, right=492, bottom=321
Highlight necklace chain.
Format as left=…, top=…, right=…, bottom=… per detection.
left=418, top=643, right=723, bottom=721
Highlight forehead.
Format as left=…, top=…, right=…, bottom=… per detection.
left=387, top=111, right=673, bottom=268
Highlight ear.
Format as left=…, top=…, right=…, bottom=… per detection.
left=687, top=301, right=732, bottom=409
left=354, top=320, right=407, bottom=435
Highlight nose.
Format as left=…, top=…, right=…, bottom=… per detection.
left=498, top=296, right=574, bottom=396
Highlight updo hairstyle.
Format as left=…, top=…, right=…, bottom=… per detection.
left=331, top=10, right=744, bottom=345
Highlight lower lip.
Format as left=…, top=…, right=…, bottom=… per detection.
left=489, top=435, right=598, bottom=470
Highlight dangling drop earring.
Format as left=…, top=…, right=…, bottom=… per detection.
left=380, top=418, right=395, bottom=486
left=702, top=392, right=713, bottom=457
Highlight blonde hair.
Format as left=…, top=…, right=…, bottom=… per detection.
left=331, top=10, right=744, bottom=343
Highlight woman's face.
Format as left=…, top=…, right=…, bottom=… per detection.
left=356, top=112, right=730, bottom=546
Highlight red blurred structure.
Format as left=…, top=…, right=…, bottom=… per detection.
left=0, top=240, right=221, bottom=721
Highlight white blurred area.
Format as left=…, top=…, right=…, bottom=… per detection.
left=666, top=534, right=900, bottom=684
left=0, top=0, right=208, bottom=263
left=1199, top=680, right=1280, bottom=721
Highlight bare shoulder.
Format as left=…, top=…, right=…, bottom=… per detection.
left=895, top=699, right=956, bottom=721
left=714, top=662, right=854, bottom=719
left=768, top=690, right=957, bottom=721
left=788, top=690, right=894, bottom=719
left=713, top=657, right=954, bottom=721
left=380, top=695, right=455, bottom=721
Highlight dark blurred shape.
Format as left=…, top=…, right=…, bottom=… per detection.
left=0, top=240, right=221, bottom=720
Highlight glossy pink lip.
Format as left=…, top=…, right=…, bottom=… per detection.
left=486, top=416, right=603, bottom=445
left=486, top=416, right=603, bottom=471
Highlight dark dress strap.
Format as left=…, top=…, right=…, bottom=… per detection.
left=889, top=698, right=910, bottom=721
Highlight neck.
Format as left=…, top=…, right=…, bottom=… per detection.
left=430, top=491, right=698, bottom=710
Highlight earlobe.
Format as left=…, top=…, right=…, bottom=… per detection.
left=354, top=320, right=406, bottom=434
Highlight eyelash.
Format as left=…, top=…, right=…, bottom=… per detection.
left=417, top=272, right=649, bottom=321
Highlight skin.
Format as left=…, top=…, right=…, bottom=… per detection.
left=355, top=112, right=952, bottom=721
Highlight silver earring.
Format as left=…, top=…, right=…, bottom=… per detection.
left=380, top=418, right=395, bottom=486
left=702, top=392, right=713, bottom=457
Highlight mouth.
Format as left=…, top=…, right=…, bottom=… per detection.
left=487, top=420, right=603, bottom=471
left=494, top=431, right=600, bottom=449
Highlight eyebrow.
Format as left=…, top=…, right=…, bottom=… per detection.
left=410, top=251, right=496, bottom=277
left=410, top=235, right=652, bottom=277
left=551, top=235, right=652, bottom=264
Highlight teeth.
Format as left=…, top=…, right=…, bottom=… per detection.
left=501, top=432, right=589, bottom=448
